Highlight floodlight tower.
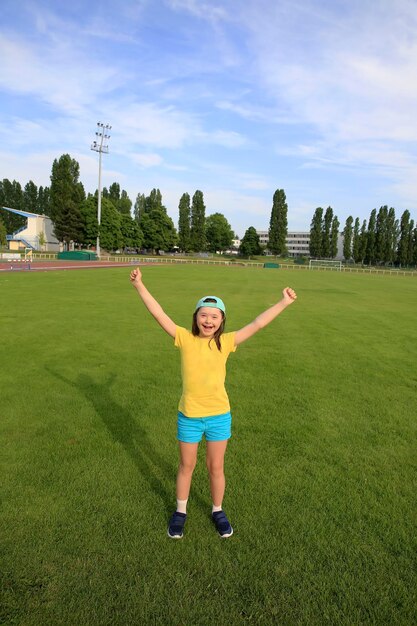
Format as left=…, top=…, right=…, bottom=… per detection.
left=91, top=122, right=111, bottom=258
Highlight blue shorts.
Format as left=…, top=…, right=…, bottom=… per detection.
left=177, top=411, right=232, bottom=443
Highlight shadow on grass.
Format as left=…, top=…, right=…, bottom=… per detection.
left=46, top=367, right=209, bottom=518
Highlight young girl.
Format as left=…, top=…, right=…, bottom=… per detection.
left=130, top=267, right=297, bottom=539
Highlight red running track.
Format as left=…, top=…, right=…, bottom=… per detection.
left=0, top=260, right=145, bottom=272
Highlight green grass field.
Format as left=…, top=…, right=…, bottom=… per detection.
left=1, top=265, right=416, bottom=625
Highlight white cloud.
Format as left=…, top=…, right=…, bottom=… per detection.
left=285, top=140, right=417, bottom=181
left=201, top=130, right=249, bottom=148
left=108, top=102, right=195, bottom=149
left=131, top=153, right=164, bottom=167
left=216, top=100, right=294, bottom=124
left=166, top=0, right=228, bottom=22
left=240, top=177, right=270, bottom=191
left=0, top=118, right=45, bottom=148
left=391, top=175, right=417, bottom=211
left=0, top=34, right=127, bottom=116
left=241, top=1, right=417, bottom=143
left=165, top=164, right=189, bottom=172
left=203, top=187, right=271, bottom=233
left=0, top=150, right=57, bottom=188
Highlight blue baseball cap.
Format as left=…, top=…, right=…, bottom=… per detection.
left=195, top=295, right=226, bottom=314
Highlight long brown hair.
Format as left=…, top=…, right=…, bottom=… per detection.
left=192, top=307, right=226, bottom=351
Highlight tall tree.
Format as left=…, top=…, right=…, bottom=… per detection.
left=190, top=190, right=206, bottom=252
left=0, top=179, right=25, bottom=233
left=309, top=207, right=323, bottom=257
left=100, top=198, right=123, bottom=252
left=0, top=217, right=7, bottom=248
left=375, top=205, right=388, bottom=264
left=205, top=213, right=234, bottom=253
left=79, top=196, right=99, bottom=247
left=239, top=227, right=262, bottom=257
left=397, top=210, right=411, bottom=267
left=117, top=190, right=132, bottom=215
left=359, top=220, right=368, bottom=265
left=407, top=220, right=415, bottom=266
left=108, top=182, right=121, bottom=207
left=178, top=192, right=191, bottom=252
left=81, top=192, right=141, bottom=251
left=343, top=216, right=353, bottom=260
left=134, top=193, right=146, bottom=222
left=23, top=181, right=38, bottom=213
left=322, top=206, right=334, bottom=258
left=146, top=188, right=164, bottom=213
left=386, top=207, right=398, bottom=265
left=132, top=220, right=144, bottom=250
left=330, top=216, right=340, bottom=259
left=0, top=179, right=24, bottom=211
left=352, top=217, right=360, bottom=263
left=120, top=213, right=143, bottom=249
left=365, top=209, right=377, bottom=265
left=412, top=226, right=417, bottom=267
left=140, top=209, right=177, bottom=253
left=268, top=189, right=288, bottom=255
left=38, top=186, right=50, bottom=216
left=359, top=219, right=367, bottom=264
left=49, top=154, right=86, bottom=244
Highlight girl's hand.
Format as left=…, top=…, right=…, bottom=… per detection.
left=282, top=287, right=297, bottom=304
left=130, top=267, right=142, bottom=286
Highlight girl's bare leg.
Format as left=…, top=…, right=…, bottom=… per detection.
left=176, top=441, right=199, bottom=500
left=206, top=440, right=228, bottom=507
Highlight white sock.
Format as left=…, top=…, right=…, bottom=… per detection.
left=212, top=504, right=222, bottom=513
left=176, top=499, right=188, bottom=514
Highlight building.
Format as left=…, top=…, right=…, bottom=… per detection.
left=229, top=237, right=241, bottom=254
left=257, top=231, right=270, bottom=247
left=257, top=230, right=310, bottom=257
left=2, top=206, right=60, bottom=252
left=257, top=230, right=344, bottom=259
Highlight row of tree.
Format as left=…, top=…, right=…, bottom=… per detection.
left=1, top=154, right=417, bottom=265
left=309, top=207, right=340, bottom=259
left=310, top=205, right=417, bottom=266
left=341, top=207, right=417, bottom=267
left=0, top=155, right=288, bottom=257
left=0, top=155, right=274, bottom=257
left=0, top=155, right=235, bottom=254
left=0, top=179, right=51, bottom=234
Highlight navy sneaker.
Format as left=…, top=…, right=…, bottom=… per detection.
left=167, top=511, right=187, bottom=539
left=212, top=510, right=233, bottom=538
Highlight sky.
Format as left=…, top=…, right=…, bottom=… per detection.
left=1, top=0, right=417, bottom=237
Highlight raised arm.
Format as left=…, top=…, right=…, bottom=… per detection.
left=130, top=267, right=176, bottom=338
left=234, top=287, right=297, bottom=346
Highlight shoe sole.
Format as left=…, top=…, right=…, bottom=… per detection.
left=218, top=527, right=233, bottom=538
left=167, top=529, right=183, bottom=539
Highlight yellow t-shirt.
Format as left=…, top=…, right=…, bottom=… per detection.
left=174, top=326, right=237, bottom=417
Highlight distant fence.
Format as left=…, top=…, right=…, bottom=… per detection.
left=101, top=256, right=257, bottom=267
left=6, top=253, right=417, bottom=277
left=107, top=257, right=417, bottom=277
left=1, top=253, right=21, bottom=260
left=28, top=253, right=58, bottom=260
left=307, top=264, right=417, bottom=277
